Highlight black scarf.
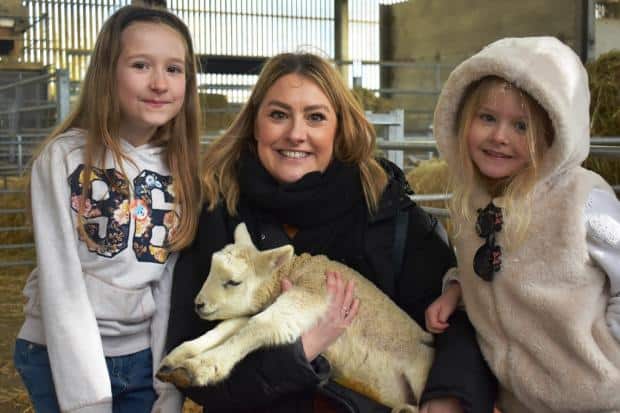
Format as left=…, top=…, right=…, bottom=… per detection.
left=237, top=151, right=365, bottom=229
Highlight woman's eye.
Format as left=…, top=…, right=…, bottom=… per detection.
left=269, top=110, right=287, bottom=120
left=479, top=113, right=495, bottom=122
left=308, top=112, right=326, bottom=122
left=515, top=120, right=527, bottom=133
left=131, top=62, right=148, bottom=70
left=223, top=280, right=242, bottom=288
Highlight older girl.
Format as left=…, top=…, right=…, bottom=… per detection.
left=13, top=6, right=201, bottom=413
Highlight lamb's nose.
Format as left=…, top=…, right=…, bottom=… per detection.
left=195, top=303, right=204, bottom=313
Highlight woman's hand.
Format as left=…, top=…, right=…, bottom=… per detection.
left=420, top=397, right=463, bottom=413
left=425, top=282, right=462, bottom=334
left=281, top=270, right=359, bottom=361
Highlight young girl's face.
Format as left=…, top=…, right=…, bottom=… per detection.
left=466, top=84, right=532, bottom=181
left=116, top=22, right=186, bottom=146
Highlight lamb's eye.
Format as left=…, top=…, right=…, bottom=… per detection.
left=223, top=280, right=242, bottom=288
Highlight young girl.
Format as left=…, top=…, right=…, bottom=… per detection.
left=13, top=6, right=201, bottom=413
left=427, top=37, right=620, bottom=412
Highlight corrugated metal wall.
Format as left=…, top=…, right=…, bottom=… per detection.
left=20, top=0, right=382, bottom=102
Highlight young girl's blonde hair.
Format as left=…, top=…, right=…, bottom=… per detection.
left=30, top=5, right=202, bottom=250
left=202, top=52, right=388, bottom=215
left=449, top=76, right=553, bottom=246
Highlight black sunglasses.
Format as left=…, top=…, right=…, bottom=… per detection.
left=473, top=202, right=503, bottom=281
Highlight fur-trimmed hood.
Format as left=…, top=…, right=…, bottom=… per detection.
left=433, top=36, right=590, bottom=185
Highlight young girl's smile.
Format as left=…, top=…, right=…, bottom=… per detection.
left=116, top=22, right=187, bottom=146
left=467, top=84, right=531, bottom=180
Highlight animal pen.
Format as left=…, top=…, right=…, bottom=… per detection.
left=1, top=1, right=619, bottom=412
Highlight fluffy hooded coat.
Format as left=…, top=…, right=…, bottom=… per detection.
left=434, top=37, right=620, bottom=412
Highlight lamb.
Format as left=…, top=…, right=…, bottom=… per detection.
left=157, top=223, right=434, bottom=412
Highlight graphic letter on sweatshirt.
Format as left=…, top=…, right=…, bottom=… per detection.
left=68, top=164, right=177, bottom=263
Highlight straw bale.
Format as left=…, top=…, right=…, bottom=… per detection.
left=405, top=159, right=454, bottom=238
left=583, top=50, right=620, bottom=186
left=352, top=87, right=394, bottom=112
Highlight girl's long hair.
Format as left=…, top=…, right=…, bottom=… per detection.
left=202, top=52, right=388, bottom=215
left=30, top=5, right=201, bottom=250
left=449, top=76, right=553, bottom=247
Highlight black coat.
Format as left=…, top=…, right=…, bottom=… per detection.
left=165, top=162, right=496, bottom=413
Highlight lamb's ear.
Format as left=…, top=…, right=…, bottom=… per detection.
left=256, top=245, right=294, bottom=274
left=234, top=223, right=255, bottom=248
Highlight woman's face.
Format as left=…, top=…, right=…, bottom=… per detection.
left=254, top=73, right=337, bottom=184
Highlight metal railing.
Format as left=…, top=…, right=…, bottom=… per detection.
left=0, top=69, right=70, bottom=180
left=2, top=109, right=620, bottom=269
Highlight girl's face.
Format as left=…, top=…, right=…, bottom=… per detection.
left=116, top=22, right=186, bottom=146
left=467, top=84, right=532, bottom=181
left=254, top=73, right=337, bottom=184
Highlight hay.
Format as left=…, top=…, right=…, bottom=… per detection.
left=199, top=93, right=236, bottom=133
left=0, top=177, right=29, bottom=230
left=587, top=50, right=620, bottom=137
left=352, top=87, right=394, bottom=112
left=0, top=386, right=32, bottom=413
left=0, top=264, right=30, bottom=413
left=405, top=158, right=449, bottom=195
left=405, top=159, right=454, bottom=238
left=584, top=50, right=620, bottom=186
left=0, top=175, right=33, bottom=413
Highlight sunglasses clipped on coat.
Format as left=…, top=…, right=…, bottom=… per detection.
left=474, top=202, right=503, bottom=281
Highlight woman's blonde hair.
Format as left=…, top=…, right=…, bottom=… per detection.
left=30, top=5, right=202, bottom=251
left=202, top=52, right=388, bottom=215
left=449, top=76, right=553, bottom=246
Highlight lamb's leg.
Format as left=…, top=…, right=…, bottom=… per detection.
left=179, top=289, right=326, bottom=386
left=391, top=405, right=418, bottom=413
left=405, top=339, right=434, bottom=406
left=157, top=317, right=248, bottom=386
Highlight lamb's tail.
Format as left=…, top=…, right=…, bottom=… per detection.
left=391, top=404, right=418, bottom=413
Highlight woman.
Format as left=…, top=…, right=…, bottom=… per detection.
left=163, top=52, right=496, bottom=413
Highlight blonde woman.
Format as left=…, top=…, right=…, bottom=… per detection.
left=165, top=52, right=496, bottom=413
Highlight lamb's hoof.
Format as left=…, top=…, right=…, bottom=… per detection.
left=156, top=365, right=193, bottom=388
left=155, top=365, right=174, bottom=382
left=392, top=404, right=418, bottom=413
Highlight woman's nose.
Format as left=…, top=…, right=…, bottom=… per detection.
left=287, top=118, right=306, bottom=143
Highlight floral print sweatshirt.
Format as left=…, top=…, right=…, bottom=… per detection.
left=18, top=128, right=178, bottom=413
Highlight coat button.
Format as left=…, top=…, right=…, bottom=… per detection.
left=260, top=233, right=266, bottom=240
